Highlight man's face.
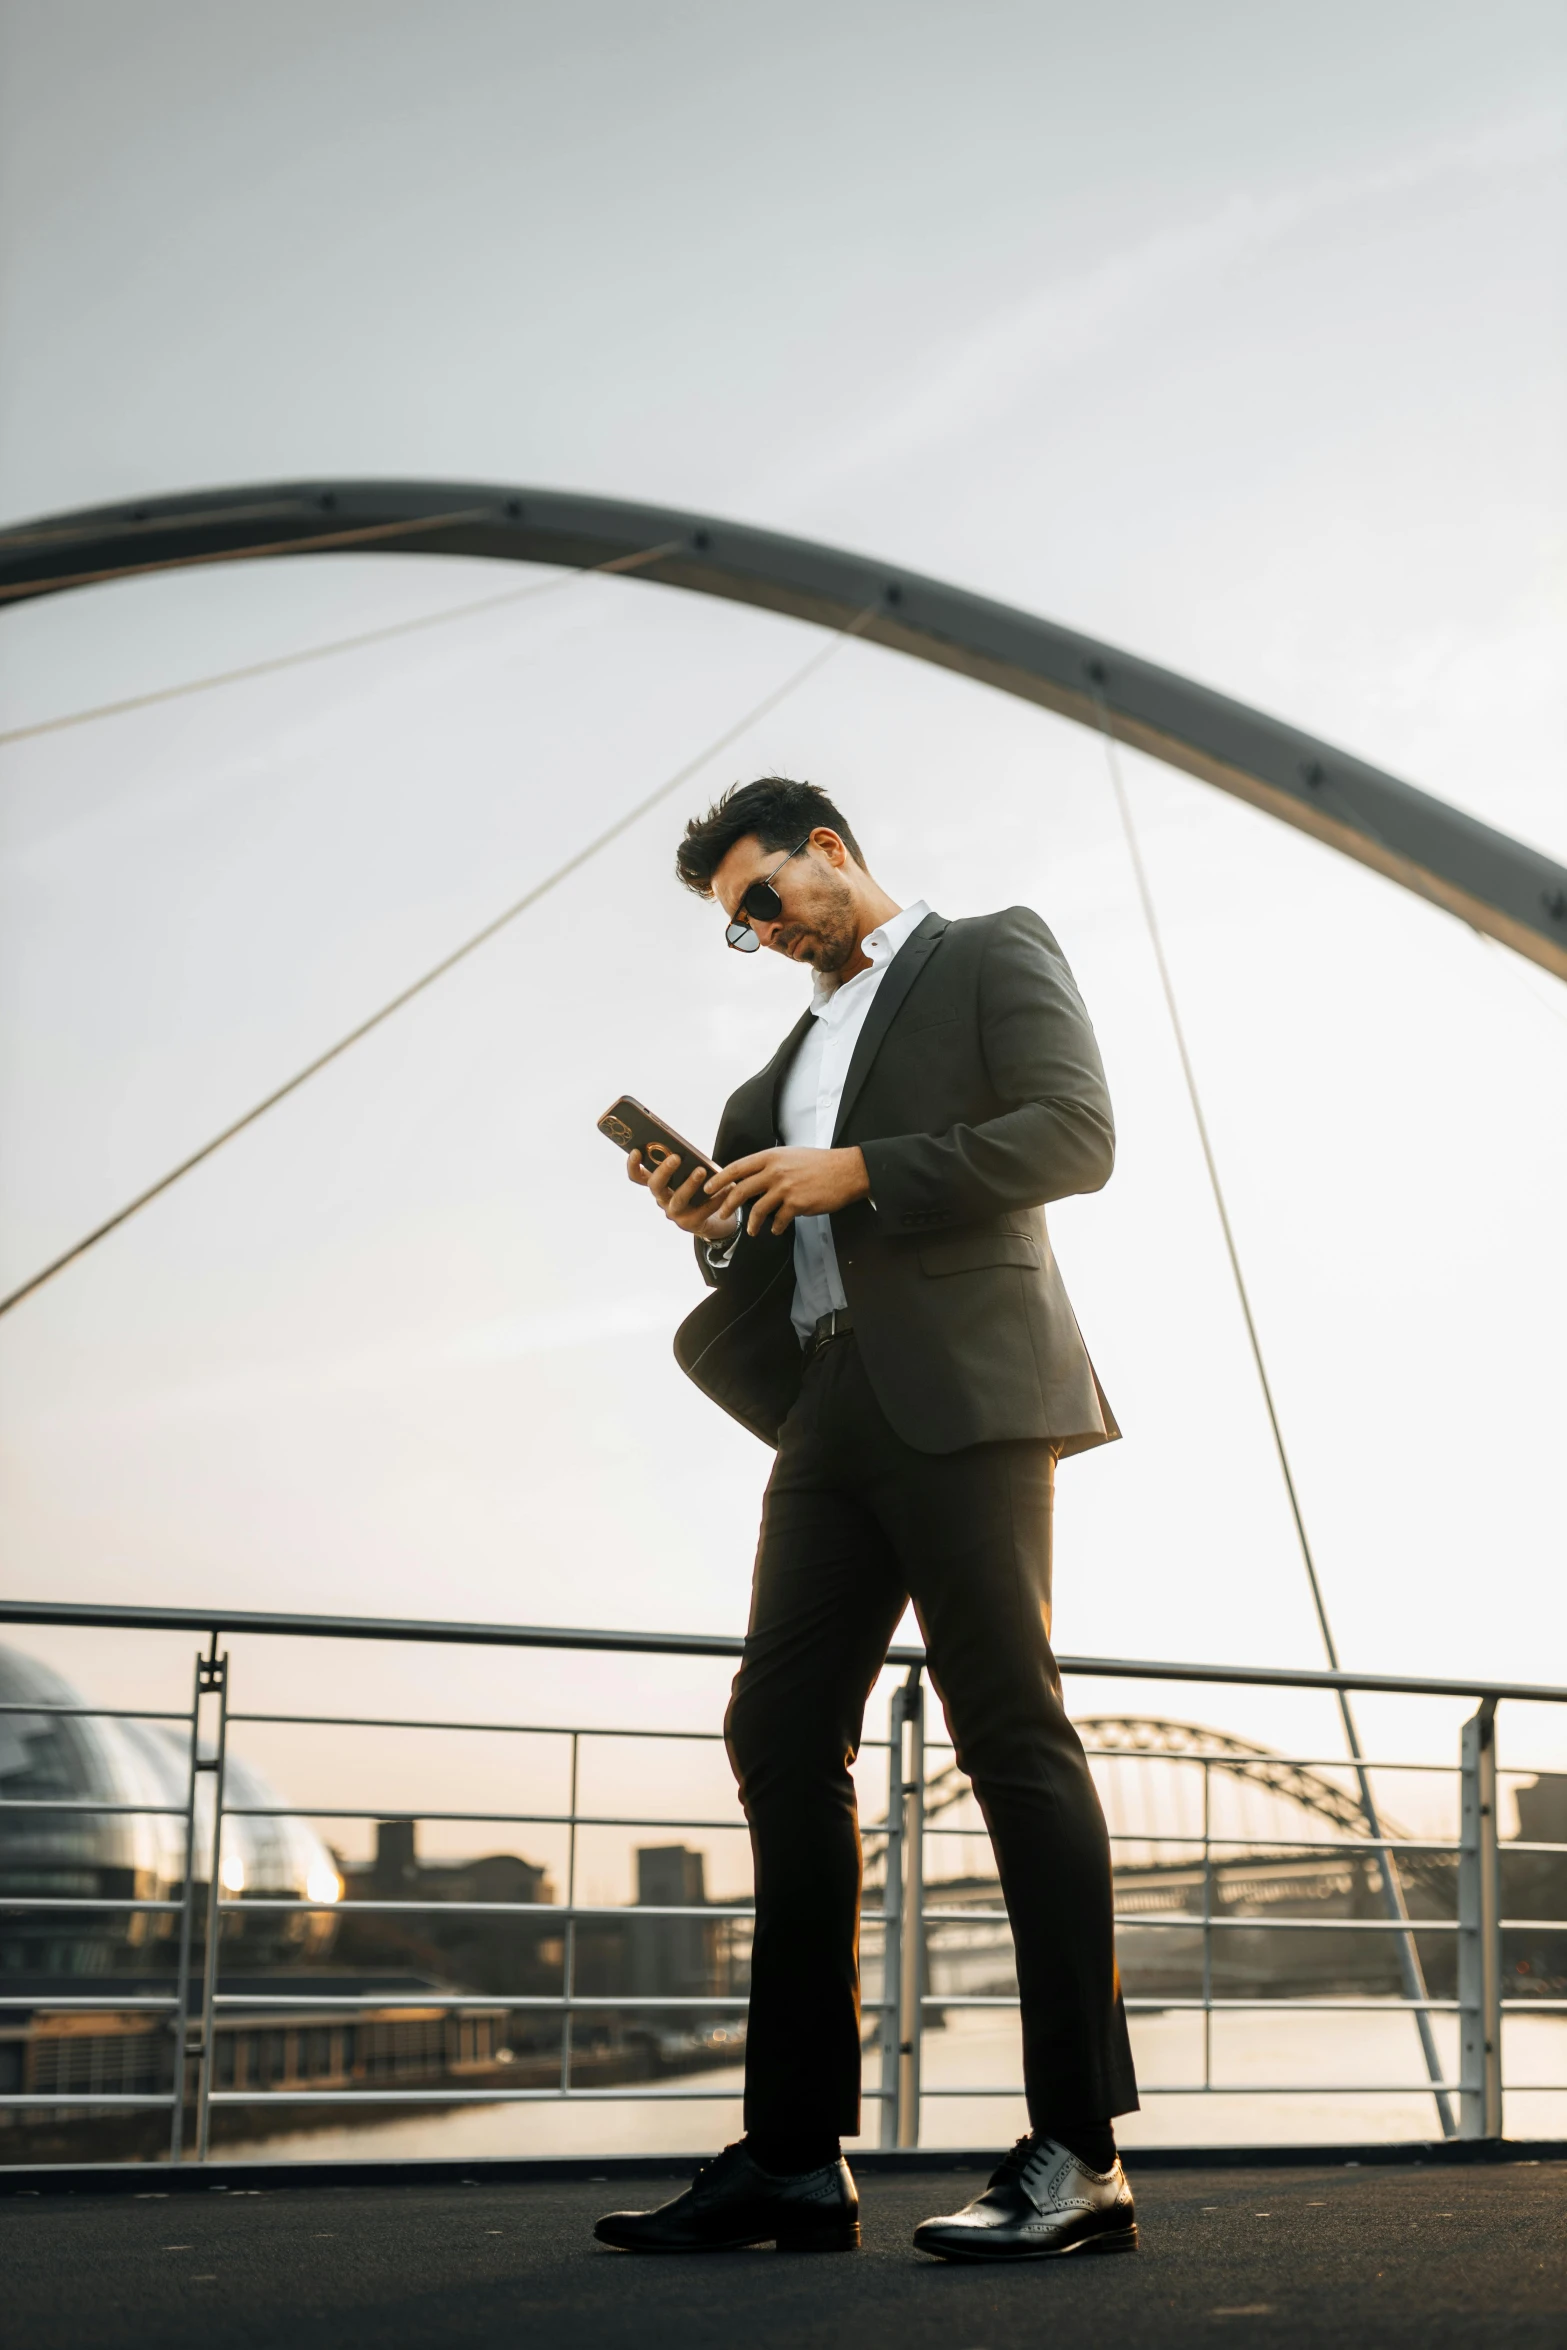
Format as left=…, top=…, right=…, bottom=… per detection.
left=712, top=830, right=860, bottom=974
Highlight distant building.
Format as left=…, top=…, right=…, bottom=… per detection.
left=345, top=1817, right=552, bottom=1910
left=1505, top=1776, right=1567, bottom=1996
left=630, top=1844, right=719, bottom=2002
left=1515, top=1774, right=1567, bottom=1845
left=333, top=1819, right=559, bottom=1999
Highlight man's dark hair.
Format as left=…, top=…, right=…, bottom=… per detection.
left=675, top=777, right=866, bottom=898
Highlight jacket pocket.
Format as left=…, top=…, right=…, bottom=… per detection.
left=918, top=1231, right=1041, bottom=1277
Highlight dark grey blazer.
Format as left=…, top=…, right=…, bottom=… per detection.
left=673, top=906, right=1120, bottom=1457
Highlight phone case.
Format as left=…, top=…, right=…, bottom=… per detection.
left=597, top=1095, right=718, bottom=1185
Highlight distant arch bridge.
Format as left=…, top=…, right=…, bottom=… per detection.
left=917, top=1718, right=1457, bottom=1922
left=927, top=1716, right=1402, bottom=1842
left=868, top=1716, right=1450, bottom=1907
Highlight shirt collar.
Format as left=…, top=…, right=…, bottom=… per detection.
left=810, top=900, right=930, bottom=1016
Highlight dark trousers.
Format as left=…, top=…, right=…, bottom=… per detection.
left=725, top=1332, right=1138, bottom=2142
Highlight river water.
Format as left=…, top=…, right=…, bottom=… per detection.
left=245, top=2006, right=1567, bottom=2165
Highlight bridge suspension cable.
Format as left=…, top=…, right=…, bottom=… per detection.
left=0, top=602, right=877, bottom=1323
left=0, top=539, right=681, bottom=750
left=1091, top=694, right=1456, bottom=2135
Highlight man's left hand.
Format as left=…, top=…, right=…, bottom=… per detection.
left=708, top=1146, right=871, bottom=1237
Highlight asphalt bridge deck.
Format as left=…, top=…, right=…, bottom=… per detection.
left=4, top=2153, right=1565, bottom=2348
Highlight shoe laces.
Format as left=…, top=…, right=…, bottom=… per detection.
left=691, top=2141, right=746, bottom=2190
left=990, top=2131, right=1051, bottom=2187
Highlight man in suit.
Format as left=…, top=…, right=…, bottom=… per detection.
left=595, top=778, right=1138, bottom=2264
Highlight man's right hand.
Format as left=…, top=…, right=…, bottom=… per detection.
left=628, top=1149, right=741, bottom=1244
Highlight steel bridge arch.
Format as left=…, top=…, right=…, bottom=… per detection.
left=876, top=1715, right=1446, bottom=1899
left=1070, top=1717, right=1398, bottom=1840
left=3, top=478, right=1565, bottom=978
left=925, top=1716, right=1454, bottom=1897
left=922, top=1716, right=1397, bottom=1841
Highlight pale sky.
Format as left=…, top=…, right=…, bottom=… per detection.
left=1, top=1, right=1564, bottom=1793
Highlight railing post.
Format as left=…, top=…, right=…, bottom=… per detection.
left=560, top=1731, right=579, bottom=2098
left=166, top=1649, right=206, bottom=2162
left=193, top=1640, right=230, bottom=2161
left=877, top=1685, right=906, bottom=2148
left=1458, top=1698, right=1502, bottom=2139
left=896, top=1673, right=925, bottom=2149
left=1212, top=1748, right=1221, bottom=2096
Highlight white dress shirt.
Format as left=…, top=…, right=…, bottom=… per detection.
left=774, top=900, right=931, bottom=1344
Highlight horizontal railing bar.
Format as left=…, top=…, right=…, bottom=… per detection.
left=225, top=1714, right=720, bottom=1739
left=216, top=1898, right=768, bottom=1919
left=1114, top=1915, right=1460, bottom=1933
left=928, top=1826, right=1464, bottom=1852
left=0, top=1995, right=179, bottom=2011
left=926, top=1910, right=1461, bottom=1930
left=210, top=1900, right=887, bottom=1926
left=920, top=2082, right=1468, bottom=2097
left=203, top=2086, right=886, bottom=2106
left=13, top=2072, right=1495, bottom=2109
left=950, top=1745, right=1466, bottom=1773
left=4, top=1598, right=1564, bottom=1706
left=0, top=1898, right=184, bottom=1913
left=0, top=2094, right=179, bottom=2109
left=220, top=1807, right=750, bottom=1829
left=0, top=1600, right=763, bottom=1657
left=1499, top=1918, right=1567, bottom=1932
left=925, top=1995, right=1467, bottom=2013
left=1175, top=1838, right=1459, bottom=1854
left=0, top=1801, right=189, bottom=1815
left=0, top=1704, right=191, bottom=1722
left=1132, top=1996, right=1463, bottom=2013
left=6, top=1990, right=1540, bottom=2018
left=1113, top=1839, right=1460, bottom=1854
left=1076, top=1753, right=1464, bottom=1774
left=207, top=1994, right=768, bottom=2012
left=226, top=1710, right=888, bottom=1749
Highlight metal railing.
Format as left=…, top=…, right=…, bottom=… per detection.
left=1, top=1596, right=1564, bottom=2163
left=891, top=1677, right=1566, bottom=2145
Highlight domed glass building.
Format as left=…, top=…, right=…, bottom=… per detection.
left=0, top=1646, right=542, bottom=2152
left=0, top=1645, right=341, bottom=1980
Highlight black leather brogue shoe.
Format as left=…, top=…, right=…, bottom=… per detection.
left=594, top=2142, right=860, bottom=2253
left=913, top=2133, right=1137, bottom=2262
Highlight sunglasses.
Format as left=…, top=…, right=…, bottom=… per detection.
left=724, top=834, right=812, bottom=953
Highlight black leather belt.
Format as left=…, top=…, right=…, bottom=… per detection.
left=805, top=1308, right=854, bottom=1355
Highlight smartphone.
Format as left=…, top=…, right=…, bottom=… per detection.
left=597, top=1095, right=721, bottom=1194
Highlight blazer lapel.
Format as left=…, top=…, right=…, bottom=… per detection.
left=832, top=912, right=947, bottom=1144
